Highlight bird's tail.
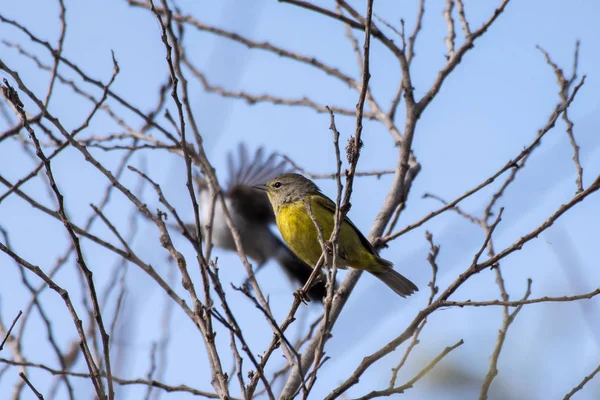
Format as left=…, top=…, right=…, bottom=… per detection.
left=274, top=239, right=328, bottom=302
left=368, top=257, right=418, bottom=298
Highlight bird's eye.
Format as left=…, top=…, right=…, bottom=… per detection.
left=273, top=181, right=282, bottom=189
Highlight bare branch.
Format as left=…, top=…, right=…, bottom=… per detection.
left=182, top=54, right=370, bottom=119
left=0, top=311, right=22, bottom=352
left=479, top=279, right=532, bottom=399
left=537, top=42, right=584, bottom=193
left=443, top=287, right=600, bottom=307
left=563, top=363, right=600, bottom=400
left=1, top=1, right=597, bottom=399
left=2, top=78, right=111, bottom=399
left=456, top=0, right=471, bottom=36
left=280, top=0, right=376, bottom=395
left=19, top=372, right=44, bottom=400
left=417, top=0, right=511, bottom=114
left=0, top=243, right=105, bottom=398
left=0, top=358, right=230, bottom=399
left=350, top=340, right=464, bottom=400
left=385, top=74, right=586, bottom=244
left=443, top=0, right=456, bottom=58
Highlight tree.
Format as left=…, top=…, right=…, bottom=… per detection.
left=1, top=1, right=599, bottom=399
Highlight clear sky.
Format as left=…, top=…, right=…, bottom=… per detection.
left=1, top=0, right=600, bottom=399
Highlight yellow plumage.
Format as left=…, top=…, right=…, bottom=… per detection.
left=276, top=195, right=386, bottom=272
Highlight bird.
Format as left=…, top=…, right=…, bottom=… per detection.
left=255, top=173, right=418, bottom=298
left=193, top=144, right=327, bottom=301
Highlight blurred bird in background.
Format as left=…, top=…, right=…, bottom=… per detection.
left=192, top=143, right=327, bottom=302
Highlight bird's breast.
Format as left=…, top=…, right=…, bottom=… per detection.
left=276, top=200, right=329, bottom=267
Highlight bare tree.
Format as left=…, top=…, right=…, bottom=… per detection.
left=1, top=1, right=599, bottom=399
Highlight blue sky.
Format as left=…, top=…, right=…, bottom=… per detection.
left=1, top=0, right=600, bottom=399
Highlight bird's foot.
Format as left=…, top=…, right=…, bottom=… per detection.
left=293, top=288, right=311, bottom=304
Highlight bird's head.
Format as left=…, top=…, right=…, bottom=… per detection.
left=253, top=173, right=320, bottom=208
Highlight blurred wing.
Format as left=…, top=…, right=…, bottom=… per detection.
left=194, top=172, right=208, bottom=191
left=227, top=143, right=294, bottom=188
left=228, top=185, right=275, bottom=223
left=226, top=143, right=296, bottom=223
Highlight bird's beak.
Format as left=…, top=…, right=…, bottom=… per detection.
left=252, top=184, right=267, bottom=191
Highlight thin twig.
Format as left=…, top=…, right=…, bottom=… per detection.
left=443, top=287, right=600, bottom=307
left=389, top=231, right=440, bottom=388
left=2, top=79, right=110, bottom=400
left=19, top=372, right=44, bottom=399
left=0, top=311, right=22, bottom=351
left=456, top=0, right=471, bottom=36
left=537, top=42, right=584, bottom=193
left=443, top=0, right=456, bottom=58
left=279, top=0, right=375, bottom=395
left=479, top=279, right=532, bottom=399
left=563, top=362, right=600, bottom=400
left=384, top=74, right=586, bottom=244
left=0, top=358, right=230, bottom=398
left=351, top=340, right=464, bottom=400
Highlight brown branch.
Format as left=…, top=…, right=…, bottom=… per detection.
left=19, top=372, right=44, bottom=399
left=456, top=0, right=471, bottom=36
left=149, top=3, right=229, bottom=396
left=2, top=79, right=111, bottom=399
left=126, top=166, right=195, bottom=251
left=0, top=173, right=196, bottom=324
left=281, top=1, right=514, bottom=396
left=389, top=231, right=440, bottom=388
left=422, top=192, right=480, bottom=225
left=208, top=266, right=275, bottom=400
left=0, top=50, right=234, bottom=399
left=303, top=107, right=345, bottom=398
left=443, top=287, right=600, bottom=307
left=133, top=0, right=405, bottom=150
left=0, top=15, right=178, bottom=143
left=143, top=343, right=158, bottom=400
left=563, top=362, right=600, bottom=400
left=160, top=9, right=292, bottom=388
left=479, top=279, right=532, bottom=399
left=384, top=74, right=586, bottom=244
left=340, top=4, right=364, bottom=77
left=0, top=305, right=27, bottom=397
left=351, top=340, right=464, bottom=400
left=407, top=0, right=425, bottom=63
left=0, top=311, right=22, bottom=351
left=182, top=54, right=369, bottom=119
left=42, top=0, right=66, bottom=108
left=443, top=0, right=456, bottom=58
left=276, top=153, right=394, bottom=179
left=246, top=217, right=328, bottom=397
left=279, top=0, right=375, bottom=395
left=537, top=42, right=584, bottom=193
left=416, top=0, right=511, bottom=114
left=0, top=358, right=231, bottom=399
left=10, top=70, right=167, bottom=359
left=131, top=0, right=358, bottom=89
left=476, top=173, right=600, bottom=273
left=238, top=272, right=320, bottom=396
left=279, top=0, right=364, bottom=31
left=0, top=243, right=105, bottom=398
left=325, top=170, right=600, bottom=397
left=389, top=0, right=425, bottom=121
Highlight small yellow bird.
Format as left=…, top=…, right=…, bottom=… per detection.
left=255, top=173, right=418, bottom=298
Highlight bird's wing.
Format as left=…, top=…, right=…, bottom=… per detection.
left=311, top=194, right=379, bottom=256
left=228, top=185, right=275, bottom=223
left=226, top=143, right=295, bottom=223
left=227, top=143, right=293, bottom=188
